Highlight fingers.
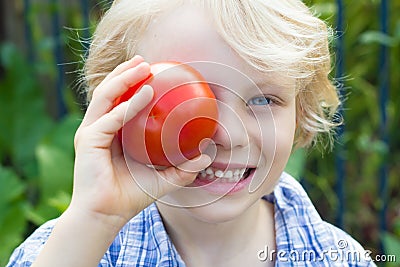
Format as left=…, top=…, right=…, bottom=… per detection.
left=126, top=154, right=211, bottom=207
left=87, top=85, right=154, bottom=148
left=99, top=55, right=144, bottom=86
left=153, top=154, right=212, bottom=194
left=82, top=57, right=151, bottom=127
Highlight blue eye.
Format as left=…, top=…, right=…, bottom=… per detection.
left=247, top=96, right=273, bottom=106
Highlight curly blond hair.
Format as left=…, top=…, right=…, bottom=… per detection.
left=84, top=0, right=340, bottom=149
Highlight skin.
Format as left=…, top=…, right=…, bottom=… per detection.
left=32, top=57, right=211, bottom=267
left=32, top=4, right=296, bottom=267
left=137, top=5, right=296, bottom=266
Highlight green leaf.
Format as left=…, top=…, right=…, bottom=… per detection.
left=285, top=148, right=306, bottom=180
left=35, top=113, right=79, bottom=200
left=381, top=232, right=400, bottom=266
left=35, top=144, right=73, bottom=203
left=40, top=113, right=81, bottom=153
left=32, top=145, right=73, bottom=221
left=0, top=203, right=27, bottom=267
left=0, top=43, right=54, bottom=177
left=0, top=166, right=27, bottom=267
left=29, top=114, right=79, bottom=222
left=310, top=3, right=337, bottom=18
left=48, top=191, right=72, bottom=213
left=359, top=31, right=399, bottom=47
left=0, top=166, right=25, bottom=206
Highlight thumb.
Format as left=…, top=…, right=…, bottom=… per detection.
left=154, top=154, right=211, bottom=195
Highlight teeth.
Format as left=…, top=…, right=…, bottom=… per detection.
left=205, top=167, right=213, bottom=175
left=198, top=167, right=249, bottom=182
left=205, top=167, right=214, bottom=180
left=224, top=170, right=233, bottom=178
left=215, top=170, right=224, bottom=178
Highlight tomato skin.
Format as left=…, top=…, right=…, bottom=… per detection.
left=114, top=62, right=218, bottom=166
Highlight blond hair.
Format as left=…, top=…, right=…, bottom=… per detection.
left=84, top=0, right=340, bottom=148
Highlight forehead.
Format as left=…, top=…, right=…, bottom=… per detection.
left=136, top=4, right=295, bottom=93
left=137, top=5, right=239, bottom=67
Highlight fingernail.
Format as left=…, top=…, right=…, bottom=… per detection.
left=136, top=61, right=150, bottom=72
left=131, top=55, right=143, bottom=61
left=196, top=154, right=211, bottom=168
left=139, top=85, right=153, bottom=94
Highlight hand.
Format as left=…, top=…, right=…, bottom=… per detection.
left=32, top=55, right=212, bottom=267
left=70, top=55, right=211, bottom=229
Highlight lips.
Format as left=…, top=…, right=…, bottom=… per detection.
left=191, top=165, right=256, bottom=195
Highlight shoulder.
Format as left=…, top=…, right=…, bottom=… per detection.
left=271, top=172, right=323, bottom=229
left=270, top=172, right=376, bottom=266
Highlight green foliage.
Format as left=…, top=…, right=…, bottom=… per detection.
left=0, top=1, right=97, bottom=264
left=305, top=0, right=400, bottom=260
left=382, top=232, right=400, bottom=266
left=0, top=44, right=81, bottom=266
left=285, top=148, right=306, bottom=179
left=0, top=166, right=26, bottom=263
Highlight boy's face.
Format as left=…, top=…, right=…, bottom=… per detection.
left=135, top=4, right=296, bottom=222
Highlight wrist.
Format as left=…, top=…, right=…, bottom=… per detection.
left=62, top=204, right=128, bottom=237
left=32, top=206, right=126, bottom=267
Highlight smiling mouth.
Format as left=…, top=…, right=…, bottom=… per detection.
left=197, top=167, right=255, bottom=183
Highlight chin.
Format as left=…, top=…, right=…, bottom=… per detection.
left=184, top=197, right=260, bottom=224
left=157, top=164, right=279, bottom=224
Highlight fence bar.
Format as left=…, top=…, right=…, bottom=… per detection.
left=51, top=0, right=67, bottom=118
left=334, top=0, right=345, bottom=229
left=23, top=0, right=34, bottom=63
left=81, top=0, right=90, bottom=52
left=378, top=0, right=390, bottom=237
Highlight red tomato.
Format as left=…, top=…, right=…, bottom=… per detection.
left=114, top=62, right=218, bottom=166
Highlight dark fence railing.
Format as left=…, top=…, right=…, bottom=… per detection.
left=23, top=0, right=34, bottom=63
left=332, top=0, right=391, bottom=253
left=378, top=0, right=390, bottom=241
left=51, top=0, right=67, bottom=118
left=334, top=0, right=345, bottom=230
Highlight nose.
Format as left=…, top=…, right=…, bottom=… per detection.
left=213, top=101, right=248, bottom=149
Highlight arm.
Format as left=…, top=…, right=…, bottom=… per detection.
left=30, top=56, right=210, bottom=267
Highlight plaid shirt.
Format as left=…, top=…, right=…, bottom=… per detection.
left=6, top=172, right=375, bottom=266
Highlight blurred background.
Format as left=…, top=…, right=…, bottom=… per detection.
left=0, top=0, right=399, bottom=265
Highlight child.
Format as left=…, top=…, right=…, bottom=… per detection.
left=7, top=0, right=376, bottom=266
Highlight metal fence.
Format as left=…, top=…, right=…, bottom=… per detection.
left=334, top=0, right=390, bottom=236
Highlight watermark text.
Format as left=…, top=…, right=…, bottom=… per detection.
left=257, top=240, right=397, bottom=263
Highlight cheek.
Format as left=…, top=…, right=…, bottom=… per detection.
left=249, top=105, right=296, bottom=160
left=246, top=105, right=296, bottom=192
left=269, top=105, right=296, bottom=169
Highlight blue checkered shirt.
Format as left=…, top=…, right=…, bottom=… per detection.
left=6, top=172, right=376, bottom=266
